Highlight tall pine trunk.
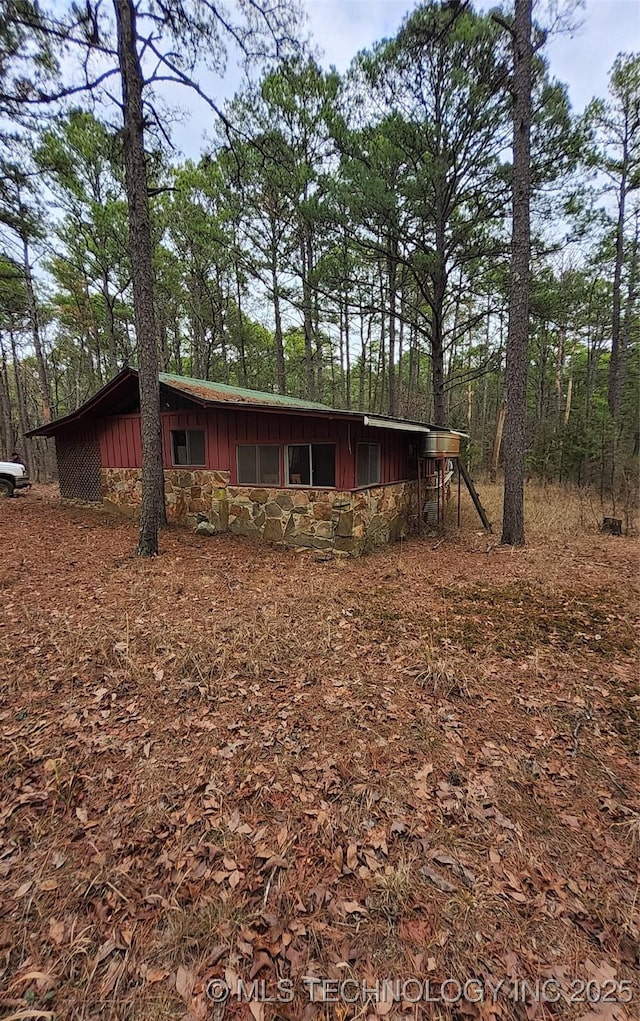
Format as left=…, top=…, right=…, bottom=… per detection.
left=608, top=137, right=629, bottom=419
left=301, top=222, right=316, bottom=400
left=235, top=262, right=248, bottom=387
left=10, top=331, right=32, bottom=474
left=22, top=237, right=50, bottom=422
left=618, top=214, right=639, bottom=428
left=501, top=0, right=532, bottom=547
left=268, top=211, right=286, bottom=395
left=431, top=218, right=447, bottom=426
left=102, top=272, right=119, bottom=377
left=115, top=0, right=166, bottom=556
left=387, top=241, right=397, bottom=417
left=0, top=336, right=13, bottom=459
left=343, top=233, right=351, bottom=408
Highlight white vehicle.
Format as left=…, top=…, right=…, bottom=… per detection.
left=0, top=461, right=31, bottom=497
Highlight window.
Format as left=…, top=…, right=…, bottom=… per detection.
left=286, top=444, right=335, bottom=488
left=236, top=445, right=280, bottom=486
left=357, top=443, right=381, bottom=487
left=171, top=429, right=205, bottom=466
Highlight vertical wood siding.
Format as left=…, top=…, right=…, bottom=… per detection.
left=99, top=413, right=142, bottom=468
left=97, top=408, right=414, bottom=487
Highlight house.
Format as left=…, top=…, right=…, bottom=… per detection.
left=28, top=368, right=462, bottom=553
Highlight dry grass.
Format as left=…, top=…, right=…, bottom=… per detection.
left=453, top=476, right=639, bottom=539
left=0, top=483, right=638, bottom=1021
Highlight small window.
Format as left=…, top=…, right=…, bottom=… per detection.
left=171, top=429, right=205, bottom=466
left=357, top=443, right=381, bottom=487
left=286, top=444, right=335, bottom=488
left=236, top=444, right=280, bottom=485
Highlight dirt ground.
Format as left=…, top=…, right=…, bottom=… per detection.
left=1, top=484, right=638, bottom=1021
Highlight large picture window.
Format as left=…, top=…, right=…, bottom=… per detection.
left=236, top=445, right=280, bottom=486
left=171, top=429, right=205, bottom=466
left=286, top=444, right=335, bottom=488
left=357, top=443, right=381, bottom=487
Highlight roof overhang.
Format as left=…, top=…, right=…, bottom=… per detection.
left=364, top=415, right=429, bottom=434
left=26, top=367, right=138, bottom=437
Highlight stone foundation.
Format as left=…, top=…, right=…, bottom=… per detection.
left=101, top=468, right=230, bottom=530
left=100, top=468, right=418, bottom=554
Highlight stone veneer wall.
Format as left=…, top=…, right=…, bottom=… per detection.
left=101, top=468, right=419, bottom=554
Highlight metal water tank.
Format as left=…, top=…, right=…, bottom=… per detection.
left=421, top=432, right=460, bottom=457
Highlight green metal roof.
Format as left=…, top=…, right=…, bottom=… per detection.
left=29, top=366, right=462, bottom=437
left=159, top=373, right=335, bottom=412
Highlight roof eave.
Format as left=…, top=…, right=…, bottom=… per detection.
left=26, top=367, right=137, bottom=437
left=363, top=415, right=430, bottom=434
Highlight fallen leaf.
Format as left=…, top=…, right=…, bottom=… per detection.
left=341, top=900, right=367, bottom=915
left=421, top=867, right=456, bottom=893
left=175, top=965, right=194, bottom=1002
left=249, top=951, right=272, bottom=980
left=146, top=967, right=169, bottom=984
left=431, top=852, right=476, bottom=888
left=48, top=919, right=65, bottom=945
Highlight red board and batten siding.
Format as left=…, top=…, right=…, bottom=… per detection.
left=99, top=413, right=142, bottom=468
left=97, top=408, right=412, bottom=488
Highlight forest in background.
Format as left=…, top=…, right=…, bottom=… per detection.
left=0, top=1, right=638, bottom=502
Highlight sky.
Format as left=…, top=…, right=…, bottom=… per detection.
left=304, top=0, right=639, bottom=102
left=166, top=0, right=640, bottom=160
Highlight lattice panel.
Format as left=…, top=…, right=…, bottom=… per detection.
left=56, top=437, right=102, bottom=502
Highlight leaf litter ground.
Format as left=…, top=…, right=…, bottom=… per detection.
left=1, top=486, right=638, bottom=1021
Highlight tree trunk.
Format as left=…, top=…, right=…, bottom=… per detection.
left=479, top=299, right=491, bottom=468
left=501, top=0, right=532, bottom=547
left=173, top=319, right=182, bottom=375
left=608, top=139, right=628, bottom=419
left=408, top=316, right=418, bottom=417
left=22, top=237, right=52, bottom=426
left=343, top=235, right=351, bottom=408
left=311, top=238, right=323, bottom=398
left=338, top=300, right=345, bottom=405
left=102, top=271, right=119, bottom=377
left=431, top=330, right=446, bottom=425
left=480, top=369, right=488, bottom=470
left=269, top=215, right=286, bottom=395
left=387, top=241, right=397, bottom=417
left=397, top=310, right=404, bottom=417
left=563, top=373, right=573, bottom=427
left=82, top=275, right=101, bottom=385
left=377, top=269, right=386, bottom=414
left=10, top=331, right=31, bottom=474
left=115, top=0, right=166, bottom=556
left=358, top=314, right=366, bottom=411
left=235, top=262, right=248, bottom=387
left=618, top=214, right=639, bottom=420
left=158, top=318, right=170, bottom=372
left=491, top=402, right=506, bottom=482
left=0, top=336, right=14, bottom=459
left=555, top=322, right=565, bottom=433
left=430, top=222, right=447, bottom=425
left=301, top=230, right=315, bottom=400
